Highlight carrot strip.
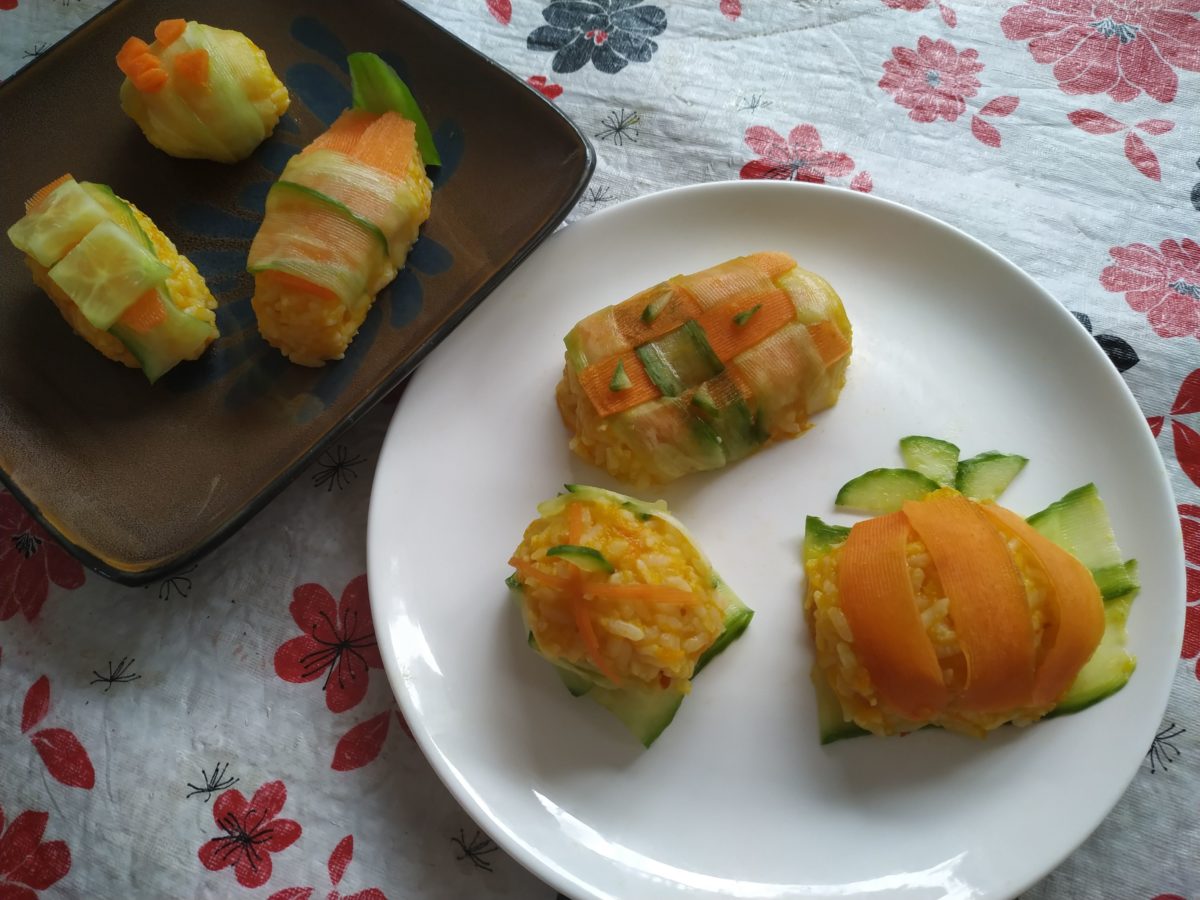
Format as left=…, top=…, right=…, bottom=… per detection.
left=901, top=491, right=1034, bottom=713
left=174, top=48, right=209, bottom=86
left=582, top=582, right=700, bottom=605
left=749, top=250, right=796, bottom=280
left=154, top=18, right=187, bottom=46
left=571, top=592, right=621, bottom=685
left=118, top=290, right=167, bottom=335
left=837, top=511, right=948, bottom=720
left=567, top=502, right=585, bottom=544
left=24, top=174, right=73, bottom=213
left=352, top=112, right=417, bottom=176
left=508, top=557, right=572, bottom=591
left=576, top=350, right=660, bottom=418
left=611, top=283, right=702, bottom=350
left=806, top=320, right=851, bottom=368
left=133, top=67, right=169, bottom=93
left=695, top=287, right=794, bottom=363
left=259, top=269, right=343, bottom=304
left=303, top=110, right=375, bottom=156
left=980, top=505, right=1105, bottom=707
left=671, top=255, right=783, bottom=312
left=116, top=37, right=150, bottom=70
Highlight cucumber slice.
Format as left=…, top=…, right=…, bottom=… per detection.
left=108, top=288, right=217, bottom=383
left=693, top=579, right=753, bottom=677
left=835, top=468, right=938, bottom=514
left=1048, top=592, right=1136, bottom=716
left=609, top=360, right=632, bottom=392
left=955, top=452, right=1027, bottom=501
left=7, top=177, right=109, bottom=268
left=813, top=666, right=868, bottom=745
left=898, top=435, right=960, bottom=486
left=1027, top=484, right=1138, bottom=600
left=47, top=221, right=171, bottom=330
left=803, top=516, right=850, bottom=564
left=546, top=545, right=615, bottom=574
left=270, top=181, right=390, bottom=259
left=635, top=320, right=724, bottom=397
left=690, top=375, right=764, bottom=464
left=588, top=682, right=685, bottom=747
left=80, top=182, right=154, bottom=252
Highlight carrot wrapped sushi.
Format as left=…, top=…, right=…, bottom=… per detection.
left=556, top=252, right=853, bottom=486
left=246, top=53, right=436, bottom=366
left=117, top=19, right=289, bottom=163
left=508, top=485, right=753, bottom=747
left=804, top=479, right=1138, bottom=742
left=6, top=174, right=218, bottom=383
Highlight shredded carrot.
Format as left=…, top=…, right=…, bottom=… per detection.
left=259, top=269, right=343, bottom=304
left=353, top=112, right=417, bottom=176
left=806, top=320, right=851, bottom=368
left=154, top=18, right=187, bottom=46
left=567, top=502, right=585, bottom=544
left=695, top=287, right=794, bottom=363
left=303, top=110, right=375, bottom=156
left=901, top=491, right=1034, bottom=714
left=508, top=557, right=572, bottom=591
left=837, top=511, right=948, bottom=720
left=571, top=591, right=621, bottom=685
left=576, top=350, right=660, bottom=418
left=581, top=582, right=700, bottom=606
left=118, top=290, right=167, bottom=335
left=133, top=67, right=169, bottom=93
left=116, top=36, right=150, bottom=70
left=174, top=48, right=209, bottom=86
left=24, top=174, right=73, bottom=213
left=980, top=505, right=1105, bottom=707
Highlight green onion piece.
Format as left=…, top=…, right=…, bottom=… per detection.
left=733, top=304, right=762, bottom=326
left=348, top=51, right=441, bottom=166
left=641, top=295, right=667, bottom=324
left=609, top=359, right=632, bottom=392
left=691, top=392, right=718, bottom=415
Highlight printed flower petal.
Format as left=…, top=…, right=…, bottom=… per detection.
left=1147, top=415, right=1164, bottom=437
left=43, top=542, right=84, bottom=591
left=1173, top=370, right=1200, bottom=415
left=341, top=891, right=388, bottom=900
left=247, top=780, right=288, bottom=828
left=30, top=729, right=95, bottom=789
left=1095, top=334, right=1138, bottom=372
left=8, top=840, right=70, bottom=890
left=332, top=711, right=391, bottom=771
left=212, top=788, right=249, bottom=826
left=289, top=583, right=339, bottom=642
left=1184, top=603, right=1200, bottom=659
left=1124, top=132, right=1161, bottom=180
left=526, top=75, right=564, bottom=99
left=324, top=654, right=371, bottom=713
left=739, top=158, right=789, bottom=181
left=234, top=844, right=273, bottom=888
left=979, top=95, right=1019, bottom=117
left=328, top=835, right=353, bottom=886
left=1124, top=33, right=1178, bottom=103
left=267, top=890, right=315, bottom=900
left=487, top=0, right=512, bottom=25
left=743, top=125, right=787, bottom=159
left=1174, top=420, right=1200, bottom=489
left=720, top=0, right=741, bottom=20
left=0, top=886, right=37, bottom=900
left=1136, top=119, right=1174, bottom=135
left=1067, top=109, right=1125, bottom=134
left=0, top=811, right=47, bottom=877
left=850, top=171, right=874, bottom=193
left=970, top=115, right=1001, bottom=147
left=198, top=838, right=234, bottom=872
left=273, top=635, right=327, bottom=684
left=260, top=818, right=301, bottom=854
left=21, top=676, right=50, bottom=734
left=938, top=2, right=956, bottom=27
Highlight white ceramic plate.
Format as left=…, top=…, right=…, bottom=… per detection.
left=367, top=181, right=1184, bottom=900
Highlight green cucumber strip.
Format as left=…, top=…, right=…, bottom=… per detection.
left=505, top=573, right=521, bottom=591
left=693, top=581, right=753, bottom=677
left=48, top=221, right=170, bottom=330
left=7, top=177, right=110, bottom=268
left=588, top=683, right=685, bottom=748
left=813, top=666, right=868, bottom=745
left=609, top=359, right=631, bottom=392
left=1026, top=483, right=1138, bottom=600
left=348, top=51, right=440, bottom=166
left=109, top=287, right=216, bottom=384
left=898, top=435, right=960, bottom=486
left=546, top=545, right=615, bottom=574
left=635, top=321, right=725, bottom=397
left=690, top=379, right=763, bottom=464
left=270, top=181, right=390, bottom=259
left=80, top=183, right=154, bottom=252
left=1047, top=592, right=1136, bottom=716
left=955, top=452, right=1028, bottom=501
left=803, top=516, right=851, bottom=564
left=834, top=467, right=939, bottom=514
left=555, top=666, right=596, bottom=698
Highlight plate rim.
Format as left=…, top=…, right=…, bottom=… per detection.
left=367, top=179, right=1185, bottom=900
left=0, top=0, right=596, bottom=585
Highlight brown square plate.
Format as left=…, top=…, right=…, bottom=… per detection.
left=0, top=0, right=593, bottom=584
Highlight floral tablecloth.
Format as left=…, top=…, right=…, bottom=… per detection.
left=1, top=1, right=1199, bottom=898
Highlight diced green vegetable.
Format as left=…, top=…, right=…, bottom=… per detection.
left=834, top=467, right=939, bottom=514
left=733, top=304, right=762, bottom=326
left=899, top=435, right=960, bottom=486
left=348, top=51, right=441, bottom=166
left=546, top=545, right=615, bottom=574
left=47, top=220, right=170, bottom=330
left=955, top=452, right=1028, bottom=501
left=609, top=359, right=631, bottom=392
left=642, top=295, right=668, bottom=324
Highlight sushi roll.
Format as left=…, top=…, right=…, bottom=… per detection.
left=556, top=252, right=853, bottom=486
left=246, top=53, right=437, bottom=366
left=804, top=485, right=1138, bottom=741
left=6, top=174, right=218, bottom=383
left=117, top=19, right=289, bottom=163
left=507, top=485, right=753, bottom=747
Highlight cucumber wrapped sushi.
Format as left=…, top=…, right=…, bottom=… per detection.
left=557, top=252, right=853, bottom=486
left=246, top=53, right=436, bottom=366
left=507, top=485, right=753, bottom=747
left=6, top=175, right=218, bottom=383
left=117, top=19, right=289, bottom=163
left=804, top=482, right=1138, bottom=742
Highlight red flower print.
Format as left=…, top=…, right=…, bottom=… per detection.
left=739, top=125, right=854, bottom=183
left=0, top=493, right=85, bottom=623
left=1100, top=238, right=1200, bottom=339
left=1067, top=110, right=1174, bottom=179
left=486, top=0, right=511, bottom=25
left=15, top=677, right=95, bottom=790
left=199, top=781, right=301, bottom=890
left=720, top=0, right=741, bottom=20
left=268, top=834, right=388, bottom=900
left=879, top=36, right=982, bottom=123
left=0, top=805, right=71, bottom=897
left=880, top=0, right=957, bottom=27
left=1000, top=1, right=1200, bottom=104
left=274, top=575, right=382, bottom=713
left=1182, top=504, right=1200, bottom=677
left=0, top=1, right=17, bottom=10
left=526, top=75, right=564, bottom=100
